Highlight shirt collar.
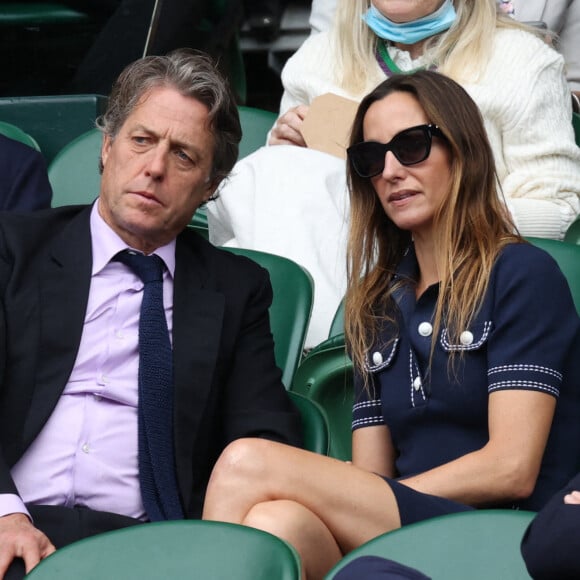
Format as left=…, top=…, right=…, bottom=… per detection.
left=89, top=201, right=176, bottom=278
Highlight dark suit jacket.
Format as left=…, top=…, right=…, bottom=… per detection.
left=521, top=471, right=580, bottom=579
left=0, top=134, right=52, bottom=212
left=0, top=205, right=302, bottom=518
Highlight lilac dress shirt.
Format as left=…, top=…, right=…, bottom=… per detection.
left=0, top=202, right=176, bottom=521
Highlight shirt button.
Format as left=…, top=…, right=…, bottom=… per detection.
left=94, top=394, right=102, bottom=401
left=413, top=376, right=422, bottom=391
left=418, top=322, right=433, bottom=337
left=115, top=330, right=124, bottom=339
left=460, top=331, right=474, bottom=346
left=372, top=351, right=383, bottom=365
left=81, top=443, right=90, bottom=454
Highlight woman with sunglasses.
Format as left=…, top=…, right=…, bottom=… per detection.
left=203, top=70, right=580, bottom=580
left=208, top=0, right=580, bottom=349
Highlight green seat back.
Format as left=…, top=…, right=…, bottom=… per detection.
left=223, top=247, right=313, bottom=388
left=329, top=298, right=345, bottom=338
left=0, top=95, right=108, bottom=164
left=291, top=334, right=353, bottom=461
left=190, top=207, right=209, bottom=238
left=573, top=111, right=580, bottom=147
left=238, top=106, right=277, bottom=159
left=288, top=391, right=330, bottom=455
left=527, top=237, right=580, bottom=314
left=326, top=510, right=535, bottom=580
left=564, top=218, right=580, bottom=245
left=48, top=128, right=102, bottom=207
left=0, top=120, right=40, bottom=151
left=25, top=520, right=301, bottom=580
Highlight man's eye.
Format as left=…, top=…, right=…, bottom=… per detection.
left=175, top=150, right=193, bottom=164
left=132, top=136, right=149, bottom=145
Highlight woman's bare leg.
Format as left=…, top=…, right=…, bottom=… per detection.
left=202, top=438, right=402, bottom=574
left=244, top=500, right=342, bottom=580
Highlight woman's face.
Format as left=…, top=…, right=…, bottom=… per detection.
left=363, top=91, right=452, bottom=241
left=370, top=0, right=446, bottom=23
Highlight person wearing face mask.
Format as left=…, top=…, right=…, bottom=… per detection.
left=202, top=70, right=580, bottom=580
left=207, top=0, right=580, bottom=349
left=309, top=0, right=580, bottom=103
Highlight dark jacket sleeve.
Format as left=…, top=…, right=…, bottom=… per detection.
left=521, top=471, right=580, bottom=579
left=0, top=135, right=53, bottom=212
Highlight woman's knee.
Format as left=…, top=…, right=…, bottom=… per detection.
left=209, top=437, right=280, bottom=488
left=244, top=499, right=308, bottom=535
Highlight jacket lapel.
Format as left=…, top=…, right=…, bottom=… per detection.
left=172, top=233, right=225, bottom=508
left=24, top=207, right=93, bottom=446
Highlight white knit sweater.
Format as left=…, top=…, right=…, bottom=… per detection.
left=279, top=28, right=580, bottom=239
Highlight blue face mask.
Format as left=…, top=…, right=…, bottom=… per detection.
left=362, top=0, right=457, bottom=44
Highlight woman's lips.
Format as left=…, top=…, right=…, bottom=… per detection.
left=388, top=190, right=418, bottom=203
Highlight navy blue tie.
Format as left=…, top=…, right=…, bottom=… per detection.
left=116, top=250, right=184, bottom=521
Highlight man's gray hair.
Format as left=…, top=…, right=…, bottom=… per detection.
left=97, top=48, right=241, bottom=185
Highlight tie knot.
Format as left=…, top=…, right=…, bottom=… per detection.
left=115, top=250, right=164, bottom=283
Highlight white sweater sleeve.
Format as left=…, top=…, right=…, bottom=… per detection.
left=468, top=29, right=580, bottom=239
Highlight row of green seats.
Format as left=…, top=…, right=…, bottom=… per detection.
left=23, top=502, right=535, bottom=579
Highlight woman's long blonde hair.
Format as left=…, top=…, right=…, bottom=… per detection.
left=331, top=0, right=542, bottom=93
left=345, top=70, right=522, bottom=381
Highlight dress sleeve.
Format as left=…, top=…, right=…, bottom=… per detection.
left=486, top=244, right=579, bottom=399
left=352, top=370, right=385, bottom=431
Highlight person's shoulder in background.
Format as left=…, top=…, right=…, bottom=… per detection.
left=0, top=134, right=53, bottom=212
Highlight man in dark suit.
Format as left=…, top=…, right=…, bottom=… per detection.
left=0, top=134, right=52, bottom=211
left=0, top=48, right=302, bottom=579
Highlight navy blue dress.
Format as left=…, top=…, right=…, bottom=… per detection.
left=352, top=242, right=580, bottom=523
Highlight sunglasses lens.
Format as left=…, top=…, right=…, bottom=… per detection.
left=392, top=129, right=430, bottom=165
left=350, top=142, right=387, bottom=178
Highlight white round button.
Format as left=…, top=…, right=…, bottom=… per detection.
left=413, top=376, right=422, bottom=391
left=372, top=351, right=383, bottom=365
left=460, top=331, right=474, bottom=346
left=81, top=443, right=90, bottom=454
left=418, top=322, right=433, bottom=337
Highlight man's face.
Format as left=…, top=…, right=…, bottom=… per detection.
left=98, top=85, right=217, bottom=253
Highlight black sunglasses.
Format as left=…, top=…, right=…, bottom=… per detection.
left=347, top=124, right=445, bottom=178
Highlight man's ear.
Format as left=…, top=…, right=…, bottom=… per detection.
left=101, top=134, right=112, bottom=168
left=204, top=176, right=221, bottom=201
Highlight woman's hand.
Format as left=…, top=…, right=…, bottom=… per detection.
left=268, top=105, right=310, bottom=147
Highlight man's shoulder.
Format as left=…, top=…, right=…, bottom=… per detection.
left=0, top=205, right=89, bottom=252
left=0, top=133, right=42, bottom=161
left=176, top=229, right=270, bottom=286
